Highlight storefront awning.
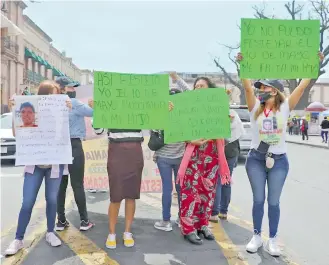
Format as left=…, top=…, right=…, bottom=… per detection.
left=52, top=67, right=62, bottom=77
left=43, top=60, right=52, bottom=69
left=1, top=13, right=25, bottom=36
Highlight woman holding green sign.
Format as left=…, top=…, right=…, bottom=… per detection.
left=174, top=76, right=232, bottom=245
left=237, top=51, right=324, bottom=257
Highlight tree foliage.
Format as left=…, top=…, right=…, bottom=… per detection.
left=214, top=0, right=329, bottom=109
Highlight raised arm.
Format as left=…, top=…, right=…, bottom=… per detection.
left=169, top=72, right=192, bottom=91
left=288, top=52, right=324, bottom=111
left=236, top=54, right=256, bottom=111
left=75, top=99, right=93, bottom=117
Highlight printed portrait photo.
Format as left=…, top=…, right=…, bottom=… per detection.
left=15, top=99, right=39, bottom=128
left=262, top=119, right=273, bottom=131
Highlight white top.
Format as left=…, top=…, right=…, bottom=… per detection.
left=227, top=109, right=245, bottom=143
left=250, top=99, right=290, bottom=154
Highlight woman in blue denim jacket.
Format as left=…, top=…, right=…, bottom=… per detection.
left=5, top=81, right=71, bottom=256
left=237, top=52, right=324, bottom=257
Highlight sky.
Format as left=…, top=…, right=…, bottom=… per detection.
left=23, top=0, right=328, bottom=78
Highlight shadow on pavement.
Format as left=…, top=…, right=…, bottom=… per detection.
left=85, top=191, right=109, bottom=205
left=221, top=220, right=295, bottom=265
left=20, top=193, right=295, bottom=265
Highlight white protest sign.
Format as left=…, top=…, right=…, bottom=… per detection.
left=14, top=95, right=72, bottom=166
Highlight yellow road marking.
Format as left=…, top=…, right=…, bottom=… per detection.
left=140, top=193, right=250, bottom=265
left=57, top=225, right=119, bottom=265
left=212, top=223, right=249, bottom=265
left=2, top=192, right=74, bottom=265
left=227, top=213, right=301, bottom=265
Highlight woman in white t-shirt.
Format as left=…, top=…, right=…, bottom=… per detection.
left=237, top=52, right=324, bottom=257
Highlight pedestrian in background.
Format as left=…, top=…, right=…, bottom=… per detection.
left=320, top=117, right=329, bottom=143
left=5, top=81, right=71, bottom=256
left=301, top=117, right=309, bottom=141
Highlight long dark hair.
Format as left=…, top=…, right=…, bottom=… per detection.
left=193, top=77, right=216, bottom=89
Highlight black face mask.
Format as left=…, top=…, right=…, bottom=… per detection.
left=258, top=92, right=272, bottom=104
left=66, top=91, right=76, bottom=98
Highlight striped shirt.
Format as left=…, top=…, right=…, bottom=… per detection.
left=154, top=77, right=191, bottom=159
left=154, top=142, right=186, bottom=159
left=93, top=127, right=143, bottom=143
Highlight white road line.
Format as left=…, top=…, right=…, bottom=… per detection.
left=0, top=173, right=23, bottom=178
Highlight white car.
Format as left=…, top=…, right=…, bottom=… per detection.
left=0, top=112, right=16, bottom=160
left=230, top=105, right=252, bottom=156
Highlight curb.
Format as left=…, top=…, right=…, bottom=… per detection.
left=286, top=140, right=329, bottom=150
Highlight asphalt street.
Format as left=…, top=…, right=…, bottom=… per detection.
left=0, top=143, right=328, bottom=265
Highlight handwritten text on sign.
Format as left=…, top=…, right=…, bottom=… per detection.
left=93, top=72, right=169, bottom=129
left=164, top=89, right=231, bottom=143
left=14, top=95, right=72, bottom=166
left=240, top=19, right=320, bottom=79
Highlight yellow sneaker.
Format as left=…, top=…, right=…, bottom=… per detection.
left=123, top=232, right=134, bottom=247
left=105, top=234, right=116, bottom=249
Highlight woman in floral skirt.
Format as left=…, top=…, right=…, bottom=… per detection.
left=177, top=77, right=231, bottom=245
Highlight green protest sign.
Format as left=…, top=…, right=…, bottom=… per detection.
left=93, top=72, right=169, bottom=129
left=164, top=88, right=231, bottom=143
left=240, top=18, right=320, bottom=79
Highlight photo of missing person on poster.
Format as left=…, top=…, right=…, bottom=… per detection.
left=15, top=99, right=39, bottom=128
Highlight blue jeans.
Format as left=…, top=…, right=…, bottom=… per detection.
left=16, top=166, right=64, bottom=240
left=156, top=156, right=181, bottom=221
left=245, top=149, right=289, bottom=238
left=212, top=156, right=238, bottom=216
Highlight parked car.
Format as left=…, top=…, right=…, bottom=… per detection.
left=230, top=105, right=251, bottom=156
left=0, top=112, right=16, bottom=161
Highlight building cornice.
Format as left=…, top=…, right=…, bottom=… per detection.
left=18, top=1, right=28, bottom=9
left=23, top=15, right=52, bottom=42
left=50, top=45, right=81, bottom=71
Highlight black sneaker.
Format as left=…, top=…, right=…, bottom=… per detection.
left=55, top=220, right=70, bottom=231
left=80, top=220, right=95, bottom=231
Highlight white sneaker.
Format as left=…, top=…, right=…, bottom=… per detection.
left=154, top=221, right=173, bottom=232
left=265, top=238, right=281, bottom=257
left=4, top=240, right=24, bottom=255
left=46, top=232, right=61, bottom=247
left=246, top=235, right=263, bottom=253
left=175, top=218, right=181, bottom=228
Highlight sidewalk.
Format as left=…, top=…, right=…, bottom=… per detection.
left=286, top=135, right=329, bottom=149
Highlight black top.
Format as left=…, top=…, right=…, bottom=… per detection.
left=321, top=119, right=329, bottom=129
left=224, top=139, right=240, bottom=159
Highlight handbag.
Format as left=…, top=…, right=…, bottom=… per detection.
left=148, top=130, right=165, bottom=151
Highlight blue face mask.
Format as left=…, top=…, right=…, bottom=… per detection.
left=258, top=92, right=272, bottom=104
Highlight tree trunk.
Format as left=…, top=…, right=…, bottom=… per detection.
left=293, top=79, right=316, bottom=110
left=239, top=88, right=246, bottom=105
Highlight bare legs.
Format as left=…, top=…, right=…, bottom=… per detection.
left=108, top=202, right=120, bottom=234
left=108, top=199, right=136, bottom=234
left=124, top=199, right=135, bottom=232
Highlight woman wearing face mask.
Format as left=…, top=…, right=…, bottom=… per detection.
left=5, top=81, right=71, bottom=256
left=172, top=74, right=243, bottom=223
left=237, top=52, right=324, bottom=256
left=176, top=77, right=231, bottom=245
